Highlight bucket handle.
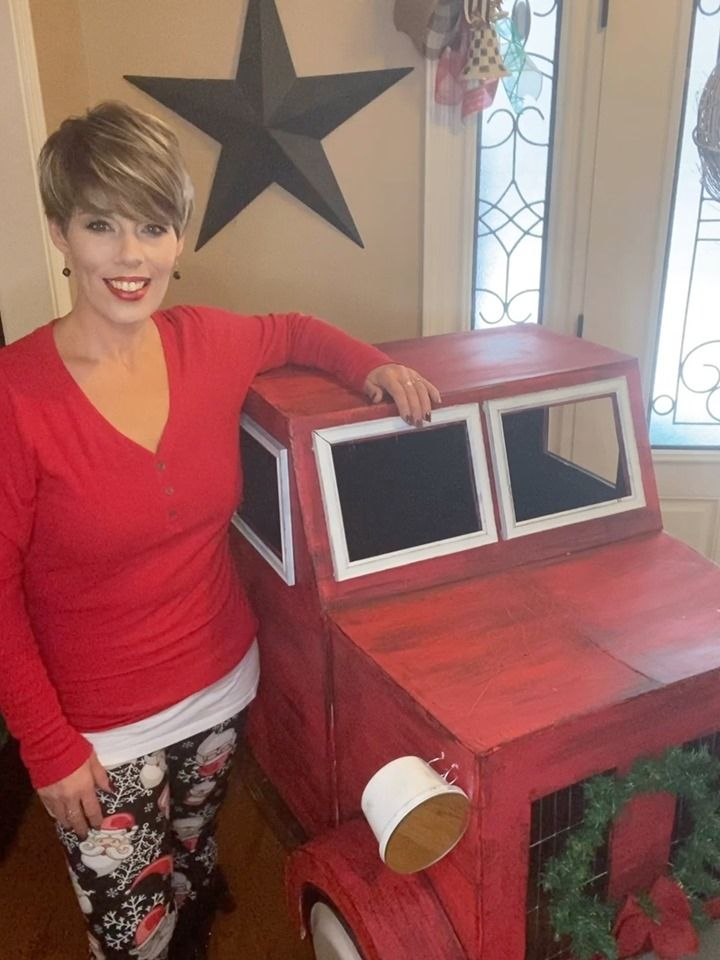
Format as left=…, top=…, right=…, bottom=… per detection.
left=428, top=752, right=460, bottom=786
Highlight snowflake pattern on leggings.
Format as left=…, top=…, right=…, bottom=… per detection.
left=53, top=710, right=247, bottom=958
left=102, top=891, right=166, bottom=950
left=104, top=822, right=163, bottom=893
left=102, top=757, right=155, bottom=814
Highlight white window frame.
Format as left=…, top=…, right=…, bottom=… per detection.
left=312, top=404, right=498, bottom=582
left=232, top=415, right=295, bottom=586
left=421, top=0, right=606, bottom=339
left=485, top=377, right=646, bottom=538
left=421, top=74, right=479, bottom=337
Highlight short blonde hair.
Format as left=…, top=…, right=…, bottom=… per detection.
left=38, top=101, right=194, bottom=236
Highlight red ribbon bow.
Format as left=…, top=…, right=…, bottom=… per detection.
left=612, top=876, right=699, bottom=959
left=434, top=21, right=499, bottom=118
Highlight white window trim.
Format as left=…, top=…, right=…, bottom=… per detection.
left=313, top=404, right=498, bottom=582
left=653, top=449, right=720, bottom=467
left=232, top=415, right=295, bottom=587
left=485, top=377, right=646, bottom=539
left=421, top=63, right=479, bottom=337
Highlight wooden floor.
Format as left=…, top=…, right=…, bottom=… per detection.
left=0, top=740, right=314, bottom=960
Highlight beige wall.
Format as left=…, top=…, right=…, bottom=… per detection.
left=29, top=0, right=89, bottom=133
left=29, top=0, right=425, bottom=344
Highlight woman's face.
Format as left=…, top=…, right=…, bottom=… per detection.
left=50, top=209, right=184, bottom=328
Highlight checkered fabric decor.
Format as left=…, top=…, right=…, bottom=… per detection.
left=424, top=0, right=462, bottom=59
left=462, top=23, right=509, bottom=79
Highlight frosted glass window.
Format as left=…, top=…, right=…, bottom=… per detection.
left=473, top=0, right=563, bottom=328
left=650, top=4, right=720, bottom=447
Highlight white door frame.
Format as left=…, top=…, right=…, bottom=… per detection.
left=421, top=61, right=479, bottom=337
left=579, top=0, right=693, bottom=396
left=0, top=0, right=70, bottom=344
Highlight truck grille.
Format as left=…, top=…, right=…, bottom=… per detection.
left=525, top=778, right=611, bottom=960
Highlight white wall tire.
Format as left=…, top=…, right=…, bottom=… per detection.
left=310, top=902, right=364, bottom=960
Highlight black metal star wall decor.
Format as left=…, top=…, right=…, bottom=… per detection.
left=125, top=0, right=412, bottom=250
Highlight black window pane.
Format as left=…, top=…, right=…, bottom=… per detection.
left=331, top=424, right=482, bottom=562
left=240, top=429, right=282, bottom=558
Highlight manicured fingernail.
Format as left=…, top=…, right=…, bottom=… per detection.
left=405, top=415, right=413, bottom=425
left=424, top=412, right=432, bottom=422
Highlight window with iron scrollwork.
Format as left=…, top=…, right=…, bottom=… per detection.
left=472, top=0, right=563, bottom=329
left=650, top=1, right=720, bottom=447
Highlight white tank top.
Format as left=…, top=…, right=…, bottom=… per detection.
left=82, top=640, right=260, bottom=767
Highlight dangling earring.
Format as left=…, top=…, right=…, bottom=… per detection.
left=62, top=266, right=71, bottom=277
left=173, top=263, right=181, bottom=280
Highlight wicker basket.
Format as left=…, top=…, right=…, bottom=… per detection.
left=695, top=61, right=720, bottom=201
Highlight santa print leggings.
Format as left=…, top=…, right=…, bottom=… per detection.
left=54, top=709, right=247, bottom=960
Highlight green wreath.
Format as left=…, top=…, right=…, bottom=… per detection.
left=541, top=747, right=720, bottom=960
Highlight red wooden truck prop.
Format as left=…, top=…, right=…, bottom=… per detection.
left=229, top=326, right=720, bottom=960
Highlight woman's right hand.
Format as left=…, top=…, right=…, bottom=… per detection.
left=37, top=752, right=111, bottom=838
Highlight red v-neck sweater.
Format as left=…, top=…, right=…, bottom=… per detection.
left=0, top=305, right=389, bottom=788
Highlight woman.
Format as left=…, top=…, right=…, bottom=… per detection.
left=0, top=101, right=440, bottom=960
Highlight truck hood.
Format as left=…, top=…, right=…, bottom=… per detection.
left=330, top=532, right=720, bottom=753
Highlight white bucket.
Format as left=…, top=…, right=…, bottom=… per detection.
left=360, top=755, right=471, bottom=874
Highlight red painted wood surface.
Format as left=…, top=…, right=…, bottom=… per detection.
left=608, top=792, right=677, bottom=902
left=247, top=326, right=635, bottom=420
left=475, top=756, right=529, bottom=960
left=331, top=533, right=720, bottom=755
left=234, top=327, right=720, bottom=959
left=330, top=621, right=480, bottom=957
left=230, top=478, right=333, bottom=835
left=286, top=820, right=467, bottom=960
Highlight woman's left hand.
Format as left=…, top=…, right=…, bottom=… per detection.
left=363, top=364, right=442, bottom=427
